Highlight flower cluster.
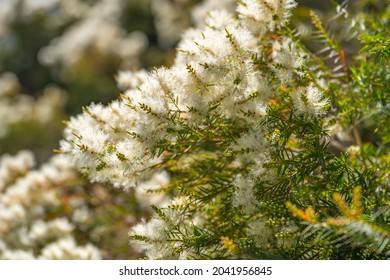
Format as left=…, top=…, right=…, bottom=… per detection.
left=0, top=151, right=100, bottom=259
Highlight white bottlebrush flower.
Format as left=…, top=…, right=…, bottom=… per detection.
left=231, top=135, right=274, bottom=215
left=61, top=107, right=154, bottom=188
left=291, top=85, right=329, bottom=118
left=276, top=222, right=299, bottom=248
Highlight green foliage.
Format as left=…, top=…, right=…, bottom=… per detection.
left=283, top=1, right=390, bottom=259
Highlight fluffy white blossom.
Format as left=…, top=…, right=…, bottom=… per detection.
left=60, top=102, right=158, bottom=188
left=237, top=0, right=297, bottom=35
left=292, top=85, right=329, bottom=117
left=232, top=130, right=268, bottom=156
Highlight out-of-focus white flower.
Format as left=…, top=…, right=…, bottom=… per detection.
left=23, top=0, right=60, bottom=13
left=0, top=72, right=20, bottom=97
left=39, top=237, right=101, bottom=260
left=0, top=152, right=101, bottom=260
left=347, top=145, right=361, bottom=156
left=0, top=82, right=66, bottom=138
left=72, top=207, right=90, bottom=224
left=29, top=218, right=74, bottom=241
left=1, top=249, right=35, bottom=260
left=39, top=0, right=148, bottom=69
left=0, top=150, right=35, bottom=192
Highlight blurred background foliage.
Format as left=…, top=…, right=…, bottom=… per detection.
left=0, top=0, right=387, bottom=259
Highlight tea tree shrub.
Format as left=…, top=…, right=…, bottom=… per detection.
left=57, top=0, right=389, bottom=259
